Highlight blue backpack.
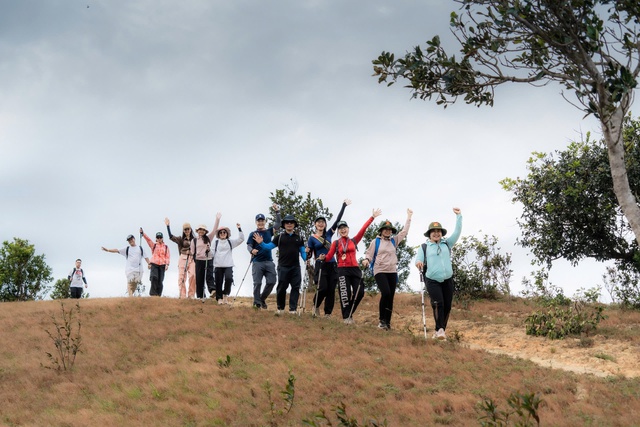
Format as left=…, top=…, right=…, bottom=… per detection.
left=370, top=237, right=396, bottom=274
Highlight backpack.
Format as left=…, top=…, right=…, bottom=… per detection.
left=370, top=237, right=396, bottom=274
left=69, top=268, right=84, bottom=279
left=126, top=246, right=144, bottom=263
left=421, top=240, right=451, bottom=275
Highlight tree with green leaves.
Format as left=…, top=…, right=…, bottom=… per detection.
left=501, top=116, right=640, bottom=307
left=450, top=233, right=513, bottom=301
left=373, top=1, right=640, bottom=246
left=360, top=219, right=416, bottom=293
left=49, top=278, right=71, bottom=300
left=268, top=179, right=331, bottom=241
left=0, top=238, right=53, bottom=301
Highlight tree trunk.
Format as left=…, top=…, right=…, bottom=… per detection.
left=602, top=106, right=640, bottom=247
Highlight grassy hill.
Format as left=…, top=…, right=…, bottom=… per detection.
left=0, top=293, right=638, bottom=426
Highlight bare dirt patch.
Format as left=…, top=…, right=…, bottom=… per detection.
left=351, top=295, right=640, bottom=379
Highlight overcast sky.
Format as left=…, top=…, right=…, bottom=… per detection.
left=1, top=0, right=625, bottom=300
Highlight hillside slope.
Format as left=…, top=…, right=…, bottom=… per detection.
left=0, top=294, right=638, bottom=426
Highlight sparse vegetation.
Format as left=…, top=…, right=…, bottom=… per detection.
left=477, top=391, right=543, bottom=427
left=0, top=295, right=638, bottom=426
left=43, top=302, right=82, bottom=371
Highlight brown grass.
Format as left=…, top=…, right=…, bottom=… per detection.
left=0, top=294, right=639, bottom=426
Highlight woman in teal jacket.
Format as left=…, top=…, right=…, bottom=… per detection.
left=415, top=208, right=462, bottom=340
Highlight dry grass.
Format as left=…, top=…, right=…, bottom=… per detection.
left=0, top=294, right=639, bottom=426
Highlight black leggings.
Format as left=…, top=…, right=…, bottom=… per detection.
left=374, top=272, right=398, bottom=326
left=337, top=267, right=364, bottom=319
left=426, top=277, right=454, bottom=331
left=313, top=261, right=338, bottom=315
left=195, top=259, right=214, bottom=298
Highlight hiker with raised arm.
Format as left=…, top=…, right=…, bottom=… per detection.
left=320, top=208, right=382, bottom=324
left=191, top=213, right=221, bottom=299
left=101, top=234, right=150, bottom=297
left=307, top=199, right=351, bottom=317
left=247, top=204, right=281, bottom=309
left=361, top=209, right=412, bottom=330
left=254, top=214, right=307, bottom=314
left=165, top=218, right=196, bottom=298
left=213, top=223, right=245, bottom=304
left=415, top=207, right=462, bottom=340
left=141, top=228, right=170, bottom=297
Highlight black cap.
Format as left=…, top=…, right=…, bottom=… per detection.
left=156, top=232, right=163, bottom=238
left=126, top=234, right=135, bottom=241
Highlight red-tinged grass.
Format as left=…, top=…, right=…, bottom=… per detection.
left=0, top=295, right=639, bottom=426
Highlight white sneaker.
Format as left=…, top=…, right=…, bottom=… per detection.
left=432, top=332, right=439, bottom=339
left=288, top=310, right=297, bottom=315
left=275, top=309, right=283, bottom=315
left=217, top=299, right=223, bottom=305
left=436, top=328, right=447, bottom=340
left=313, top=307, right=320, bottom=317
left=343, top=317, right=354, bottom=325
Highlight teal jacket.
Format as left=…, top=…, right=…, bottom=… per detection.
left=415, top=214, right=462, bottom=282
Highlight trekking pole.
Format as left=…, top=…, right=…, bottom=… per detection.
left=232, top=256, right=253, bottom=304
left=298, top=263, right=308, bottom=316
left=419, top=270, right=428, bottom=340
left=347, top=278, right=362, bottom=321
left=312, top=260, right=322, bottom=317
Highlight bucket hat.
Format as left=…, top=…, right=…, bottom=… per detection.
left=376, top=220, right=397, bottom=235
left=424, top=221, right=447, bottom=237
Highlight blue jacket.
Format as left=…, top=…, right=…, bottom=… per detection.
left=415, top=214, right=462, bottom=282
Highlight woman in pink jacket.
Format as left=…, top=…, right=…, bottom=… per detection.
left=361, top=209, right=412, bottom=330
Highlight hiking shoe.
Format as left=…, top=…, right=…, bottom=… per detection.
left=217, top=299, right=223, bottom=305
left=313, top=307, right=320, bottom=317
left=432, top=332, right=438, bottom=339
left=260, top=300, right=268, bottom=309
left=253, top=303, right=261, bottom=309
left=275, top=309, right=283, bottom=315
left=378, top=322, right=390, bottom=331
left=343, top=317, right=354, bottom=325
left=436, top=328, right=447, bottom=340
left=288, top=310, right=297, bottom=315
left=324, top=314, right=331, bottom=319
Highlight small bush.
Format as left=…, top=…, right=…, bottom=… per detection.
left=525, top=301, right=606, bottom=339
left=477, top=391, right=543, bottom=426
left=43, top=302, right=82, bottom=371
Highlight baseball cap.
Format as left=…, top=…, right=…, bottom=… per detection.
left=255, top=214, right=266, bottom=221
left=126, top=234, right=135, bottom=241
left=156, top=232, right=163, bottom=238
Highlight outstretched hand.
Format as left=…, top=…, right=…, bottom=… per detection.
left=252, top=232, right=264, bottom=244
left=453, top=207, right=461, bottom=215
left=164, top=217, right=170, bottom=226
left=372, top=208, right=382, bottom=218
left=344, top=198, right=352, bottom=206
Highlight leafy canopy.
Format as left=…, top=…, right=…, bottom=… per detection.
left=373, top=0, right=639, bottom=120
left=500, top=116, right=640, bottom=268
left=0, top=238, right=53, bottom=302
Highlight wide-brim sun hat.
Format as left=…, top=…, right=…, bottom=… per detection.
left=196, top=224, right=209, bottom=233
left=377, top=220, right=397, bottom=235
left=183, top=222, right=192, bottom=230
left=217, top=227, right=231, bottom=237
left=424, top=221, right=447, bottom=237
left=281, top=214, right=298, bottom=228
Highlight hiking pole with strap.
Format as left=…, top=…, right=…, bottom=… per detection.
left=232, top=256, right=253, bottom=304
left=419, top=270, right=428, bottom=340
left=347, top=276, right=363, bottom=321
left=298, top=265, right=308, bottom=316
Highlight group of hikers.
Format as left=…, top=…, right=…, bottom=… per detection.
left=95, top=201, right=462, bottom=340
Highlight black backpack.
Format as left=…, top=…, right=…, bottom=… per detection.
left=421, top=241, right=450, bottom=275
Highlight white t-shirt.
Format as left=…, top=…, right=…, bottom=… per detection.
left=68, top=268, right=85, bottom=288
left=118, top=245, right=146, bottom=279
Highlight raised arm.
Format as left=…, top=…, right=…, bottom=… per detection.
left=329, top=199, right=351, bottom=233
left=396, top=208, right=413, bottom=242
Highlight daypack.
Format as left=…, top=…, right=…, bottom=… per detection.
left=370, top=237, right=396, bottom=274
left=69, top=268, right=84, bottom=279
left=421, top=240, right=451, bottom=276
left=126, top=246, right=144, bottom=261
